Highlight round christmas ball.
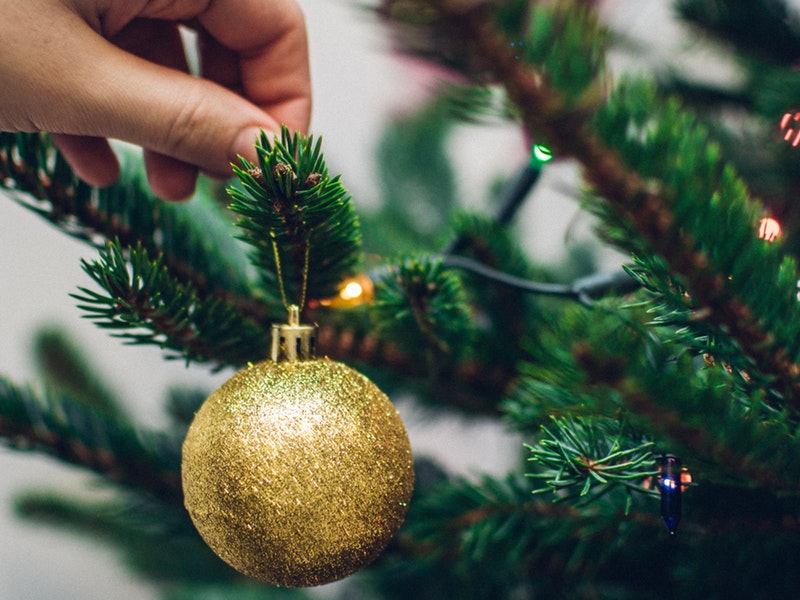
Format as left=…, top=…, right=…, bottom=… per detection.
left=181, top=358, right=414, bottom=587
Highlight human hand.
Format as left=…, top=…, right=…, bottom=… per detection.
left=0, top=0, right=311, bottom=200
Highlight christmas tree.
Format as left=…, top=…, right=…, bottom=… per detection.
left=3, top=0, right=800, bottom=597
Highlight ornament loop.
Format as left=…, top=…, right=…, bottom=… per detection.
left=271, top=305, right=317, bottom=361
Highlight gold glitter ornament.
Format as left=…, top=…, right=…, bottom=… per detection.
left=182, top=307, right=414, bottom=587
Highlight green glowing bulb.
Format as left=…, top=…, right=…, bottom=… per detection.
left=532, top=144, right=553, bottom=164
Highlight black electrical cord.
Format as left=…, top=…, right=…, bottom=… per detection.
left=442, top=160, right=543, bottom=256
left=439, top=254, right=640, bottom=306
left=439, top=156, right=641, bottom=305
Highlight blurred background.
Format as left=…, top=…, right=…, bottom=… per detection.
left=0, top=0, right=734, bottom=597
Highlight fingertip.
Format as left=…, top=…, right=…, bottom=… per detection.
left=50, top=134, right=120, bottom=188
left=229, top=117, right=311, bottom=170
left=230, top=125, right=272, bottom=167
left=143, top=150, right=199, bottom=201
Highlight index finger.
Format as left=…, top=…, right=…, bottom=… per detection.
left=196, top=0, right=312, bottom=133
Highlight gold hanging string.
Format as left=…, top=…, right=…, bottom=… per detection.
left=298, top=238, right=310, bottom=310
left=271, top=234, right=311, bottom=312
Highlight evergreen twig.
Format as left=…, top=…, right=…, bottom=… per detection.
left=0, top=132, right=269, bottom=322
left=228, top=127, right=362, bottom=309
left=73, top=240, right=270, bottom=368
left=527, top=416, right=657, bottom=502
left=0, top=377, right=182, bottom=503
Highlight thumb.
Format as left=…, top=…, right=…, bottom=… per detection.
left=85, top=50, right=281, bottom=178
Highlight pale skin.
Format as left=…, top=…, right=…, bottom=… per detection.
left=0, top=0, right=312, bottom=200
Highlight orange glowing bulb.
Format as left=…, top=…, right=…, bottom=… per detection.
left=780, top=112, right=800, bottom=147
left=340, top=280, right=365, bottom=301
left=642, top=466, right=692, bottom=492
left=314, top=274, right=375, bottom=308
left=680, top=467, right=693, bottom=492
left=758, top=217, right=781, bottom=242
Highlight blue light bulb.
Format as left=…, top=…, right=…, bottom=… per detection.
left=658, top=454, right=682, bottom=536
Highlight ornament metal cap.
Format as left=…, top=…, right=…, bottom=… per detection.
left=271, top=305, right=317, bottom=362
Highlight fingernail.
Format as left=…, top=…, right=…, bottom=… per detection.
left=231, top=126, right=266, bottom=165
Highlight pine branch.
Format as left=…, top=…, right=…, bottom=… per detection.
left=620, top=374, right=800, bottom=492
left=369, top=254, right=534, bottom=411
left=373, top=255, right=473, bottom=358
left=309, top=308, right=508, bottom=414
left=228, top=127, right=362, bottom=309
left=2, top=130, right=517, bottom=396
left=381, top=473, right=666, bottom=598
left=505, top=301, right=800, bottom=493
left=433, top=1, right=800, bottom=410
left=0, top=132, right=268, bottom=323
left=384, top=469, right=800, bottom=597
left=73, top=240, right=270, bottom=368
left=589, top=79, right=800, bottom=404
left=527, top=416, right=657, bottom=504
left=0, top=377, right=182, bottom=503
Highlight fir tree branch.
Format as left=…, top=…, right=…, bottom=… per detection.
left=73, top=240, right=270, bottom=368
left=313, top=307, right=509, bottom=414
left=621, top=380, right=800, bottom=492
left=437, top=2, right=800, bottom=409
left=386, top=473, right=667, bottom=596
left=368, top=254, right=543, bottom=411
left=0, top=132, right=270, bottom=323
left=373, top=255, right=473, bottom=358
left=0, top=377, right=182, bottom=503
left=228, top=127, right=362, bottom=309
left=505, top=300, right=800, bottom=493
left=388, top=468, right=800, bottom=597
left=2, top=130, right=519, bottom=396
left=526, top=416, right=657, bottom=502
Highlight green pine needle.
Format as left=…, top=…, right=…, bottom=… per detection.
left=526, top=416, right=658, bottom=502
